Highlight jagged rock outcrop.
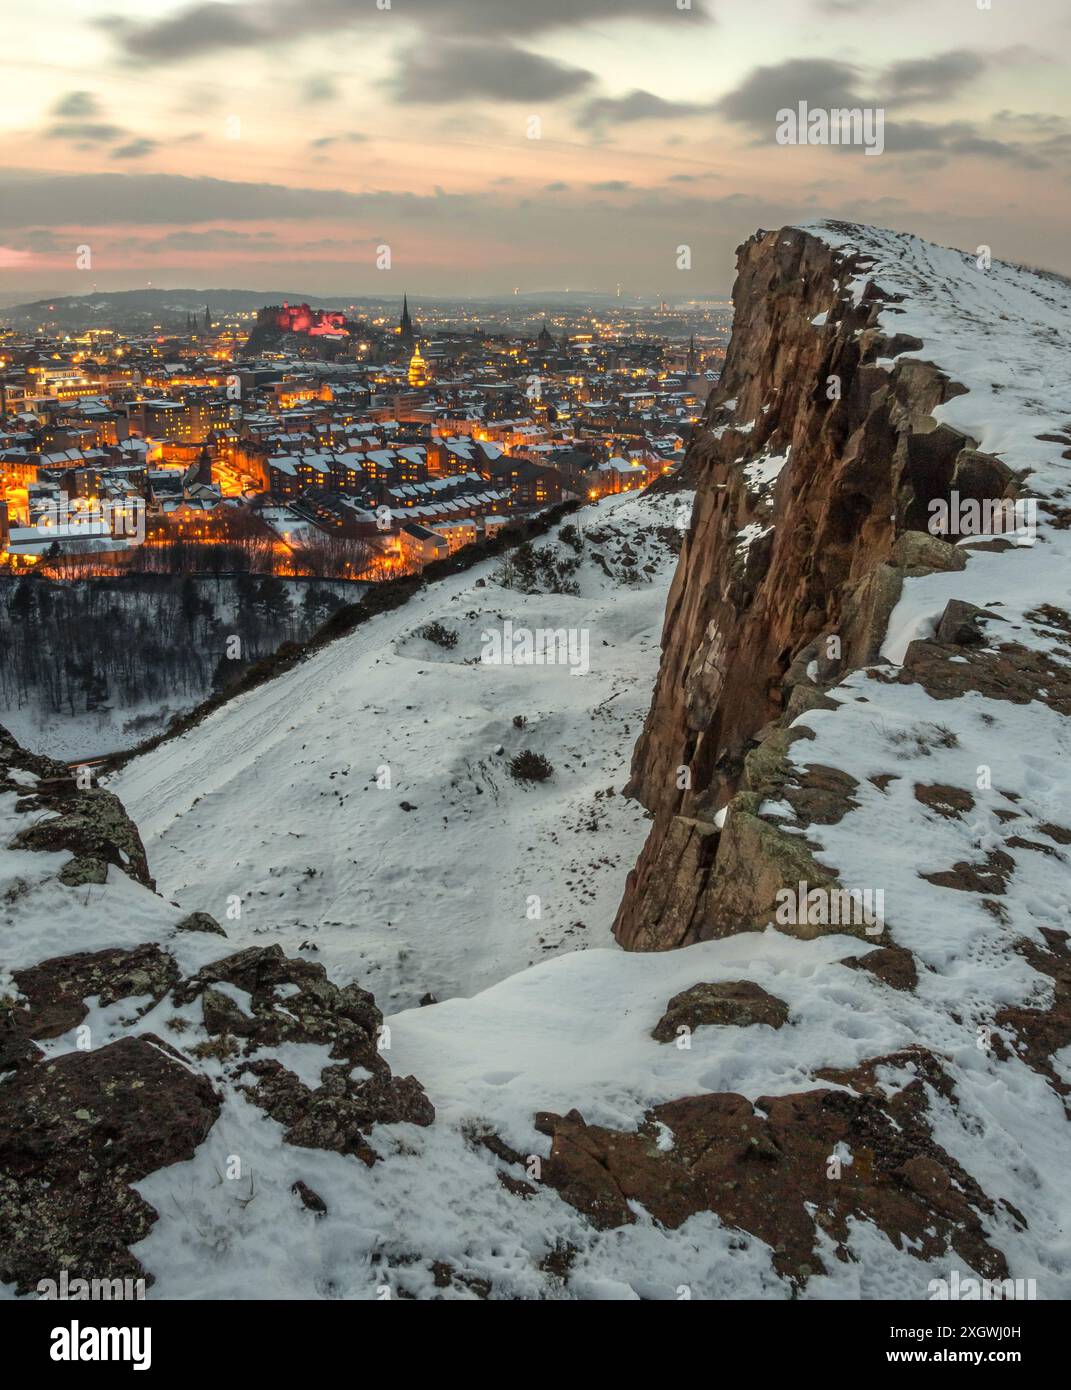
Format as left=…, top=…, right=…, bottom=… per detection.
left=614, top=225, right=1026, bottom=950
left=0, top=1035, right=220, bottom=1295
left=1, top=723, right=154, bottom=891
left=581, top=221, right=1071, bottom=1292
left=533, top=1048, right=1015, bottom=1287
left=0, top=728, right=433, bottom=1294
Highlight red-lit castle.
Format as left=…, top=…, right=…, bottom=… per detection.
left=273, top=302, right=349, bottom=336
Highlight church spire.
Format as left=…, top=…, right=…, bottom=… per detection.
left=399, top=293, right=415, bottom=345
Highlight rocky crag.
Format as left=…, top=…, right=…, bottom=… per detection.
left=0, top=725, right=432, bottom=1295
left=616, top=222, right=1054, bottom=950
left=585, top=222, right=1071, bottom=1289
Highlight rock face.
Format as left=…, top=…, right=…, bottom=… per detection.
left=651, top=980, right=789, bottom=1041
left=0, top=1036, right=220, bottom=1295
left=1, top=723, right=154, bottom=890
left=584, top=222, right=1071, bottom=1292
left=613, top=226, right=1024, bottom=951
left=0, top=728, right=434, bottom=1294
left=534, top=1050, right=1012, bottom=1286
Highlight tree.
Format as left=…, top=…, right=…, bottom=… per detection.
left=255, top=575, right=291, bottom=622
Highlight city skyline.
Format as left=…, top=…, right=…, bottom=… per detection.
left=2, top=0, right=1071, bottom=297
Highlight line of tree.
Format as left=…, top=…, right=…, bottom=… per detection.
left=0, top=574, right=347, bottom=720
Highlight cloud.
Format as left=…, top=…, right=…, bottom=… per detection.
left=390, top=41, right=594, bottom=104
left=590, top=180, right=632, bottom=192
left=44, top=122, right=127, bottom=145
left=107, top=3, right=264, bottom=64
left=0, top=170, right=480, bottom=229
left=715, top=58, right=863, bottom=129
left=2, top=228, right=67, bottom=255
left=994, top=109, right=1068, bottom=133
left=52, top=91, right=101, bottom=118
left=715, top=52, right=992, bottom=129
left=308, top=132, right=367, bottom=149
left=878, top=119, right=1048, bottom=167
left=301, top=75, right=338, bottom=105
left=111, top=139, right=159, bottom=160
left=43, top=92, right=140, bottom=152
left=155, top=228, right=282, bottom=251
left=714, top=55, right=1052, bottom=166
left=108, top=0, right=712, bottom=65
left=882, top=50, right=987, bottom=105
left=577, top=89, right=711, bottom=130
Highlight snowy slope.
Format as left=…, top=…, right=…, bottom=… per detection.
left=113, top=491, right=690, bottom=1010
left=6, top=224, right=1071, bottom=1302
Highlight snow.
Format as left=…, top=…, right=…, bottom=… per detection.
left=736, top=522, right=773, bottom=551
left=112, top=490, right=690, bottom=1012
left=743, top=447, right=790, bottom=491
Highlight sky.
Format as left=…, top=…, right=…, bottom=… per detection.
left=1, top=0, right=1069, bottom=300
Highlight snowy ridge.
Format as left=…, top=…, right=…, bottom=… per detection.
left=758, top=222, right=1071, bottom=1291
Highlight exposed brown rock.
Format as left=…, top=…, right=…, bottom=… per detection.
left=175, top=910, right=227, bottom=936
left=934, top=599, right=1001, bottom=647
left=9, top=945, right=179, bottom=1043
left=994, top=929, right=1071, bottom=1099
left=841, top=946, right=919, bottom=992
left=0, top=1035, right=221, bottom=1294
left=652, top=980, right=789, bottom=1041
left=920, top=849, right=1015, bottom=895
left=613, top=227, right=1010, bottom=952
left=896, top=639, right=1071, bottom=713
left=891, top=530, right=968, bottom=576
left=534, top=1050, right=1008, bottom=1285
left=914, top=783, right=976, bottom=821
left=291, top=1180, right=328, bottom=1215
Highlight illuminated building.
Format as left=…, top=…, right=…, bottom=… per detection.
left=274, top=303, right=349, bottom=337
left=408, top=347, right=429, bottom=390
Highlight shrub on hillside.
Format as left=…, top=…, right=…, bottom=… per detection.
left=509, top=750, right=554, bottom=782
left=417, top=621, right=458, bottom=649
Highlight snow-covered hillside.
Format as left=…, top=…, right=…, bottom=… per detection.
left=113, top=490, right=690, bottom=1009
left=6, top=223, right=1071, bottom=1303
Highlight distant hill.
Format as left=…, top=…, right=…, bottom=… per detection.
left=0, top=286, right=691, bottom=331
left=0, top=289, right=360, bottom=331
